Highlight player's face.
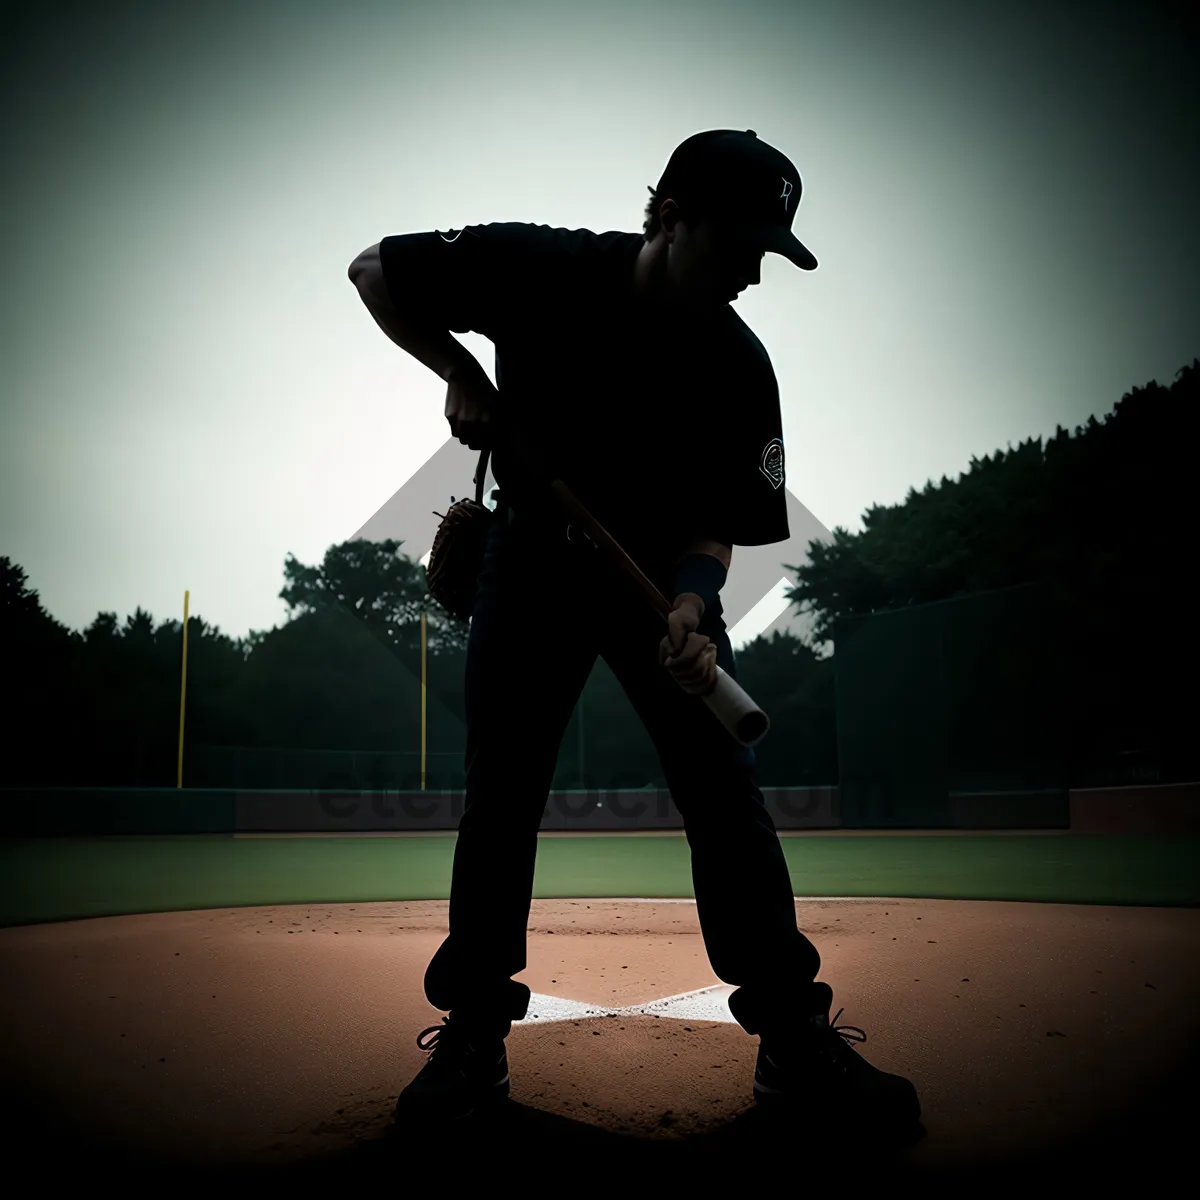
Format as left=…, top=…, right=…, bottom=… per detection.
left=667, top=214, right=764, bottom=311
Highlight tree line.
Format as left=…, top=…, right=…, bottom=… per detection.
left=2, top=359, right=1195, bottom=792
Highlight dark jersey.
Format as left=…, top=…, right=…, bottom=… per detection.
left=378, top=222, right=789, bottom=582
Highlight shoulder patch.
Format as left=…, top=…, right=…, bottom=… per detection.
left=759, top=437, right=785, bottom=489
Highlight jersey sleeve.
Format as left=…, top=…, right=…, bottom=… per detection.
left=376, top=222, right=577, bottom=338
left=692, top=352, right=790, bottom=548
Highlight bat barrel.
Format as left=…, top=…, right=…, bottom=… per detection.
left=736, top=710, right=770, bottom=747
left=705, top=666, right=771, bottom=747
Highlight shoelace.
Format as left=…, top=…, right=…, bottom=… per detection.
left=417, top=1017, right=461, bottom=1058
left=769, top=1008, right=867, bottom=1073
left=416, top=1017, right=503, bottom=1064
left=820, top=1007, right=867, bottom=1067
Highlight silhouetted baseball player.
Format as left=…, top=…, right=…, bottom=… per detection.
left=350, top=129, right=920, bottom=1134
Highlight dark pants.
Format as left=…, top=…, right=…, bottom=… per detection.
left=424, top=494, right=822, bottom=1037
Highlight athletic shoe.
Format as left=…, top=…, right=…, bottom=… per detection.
left=392, top=1013, right=511, bottom=1124
left=752, top=983, right=921, bottom=1128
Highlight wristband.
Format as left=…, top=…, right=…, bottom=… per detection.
left=672, top=552, right=727, bottom=614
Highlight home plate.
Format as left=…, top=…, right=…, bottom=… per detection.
left=515, top=984, right=737, bottom=1026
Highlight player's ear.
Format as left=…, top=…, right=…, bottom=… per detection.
left=660, top=200, right=681, bottom=240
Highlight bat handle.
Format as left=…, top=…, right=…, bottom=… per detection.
left=503, top=435, right=770, bottom=746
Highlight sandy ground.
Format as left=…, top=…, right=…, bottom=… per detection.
left=1, top=896, right=1197, bottom=1185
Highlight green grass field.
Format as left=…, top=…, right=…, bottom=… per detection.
left=1, top=833, right=1197, bottom=927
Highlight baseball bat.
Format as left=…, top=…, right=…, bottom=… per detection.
left=495, top=430, right=771, bottom=748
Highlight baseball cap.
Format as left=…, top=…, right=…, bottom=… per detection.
left=654, top=129, right=818, bottom=271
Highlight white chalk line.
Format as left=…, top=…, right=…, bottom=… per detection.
left=516, top=983, right=739, bottom=1027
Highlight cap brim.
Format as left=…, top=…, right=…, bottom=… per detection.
left=763, top=225, right=818, bottom=271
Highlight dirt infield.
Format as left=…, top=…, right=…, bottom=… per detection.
left=1, top=896, right=1196, bottom=1182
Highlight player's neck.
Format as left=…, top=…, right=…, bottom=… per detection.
left=631, top=237, right=668, bottom=306
left=630, top=238, right=720, bottom=327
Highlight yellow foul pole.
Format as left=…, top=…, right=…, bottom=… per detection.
left=420, top=608, right=427, bottom=791
left=177, top=590, right=190, bottom=788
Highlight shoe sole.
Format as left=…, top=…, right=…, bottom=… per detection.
left=753, top=1075, right=813, bottom=1109
left=754, top=1059, right=810, bottom=1106
left=754, top=1071, right=922, bottom=1127
left=394, top=1071, right=511, bottom=1125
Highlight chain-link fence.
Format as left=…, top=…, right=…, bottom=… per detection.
left=834, top=583, right=1071, bottom=826
left=185, top=744, right=467, bottom=792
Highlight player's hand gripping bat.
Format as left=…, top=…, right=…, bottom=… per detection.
left=496, top=428, right=771, bottom=748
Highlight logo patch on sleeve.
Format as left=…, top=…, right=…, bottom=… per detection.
left=759, top=438, right=785, bottom=489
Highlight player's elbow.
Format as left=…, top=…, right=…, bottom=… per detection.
left=348, top=243, right=383, bottom=289
left=681, top=538, right=732, bottom=571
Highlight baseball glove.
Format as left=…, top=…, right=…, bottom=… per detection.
left=425, top=447, right=493, bottom=623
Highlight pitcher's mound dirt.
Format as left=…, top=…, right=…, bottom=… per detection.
left=0, top=898, right=1196, bottom=1183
